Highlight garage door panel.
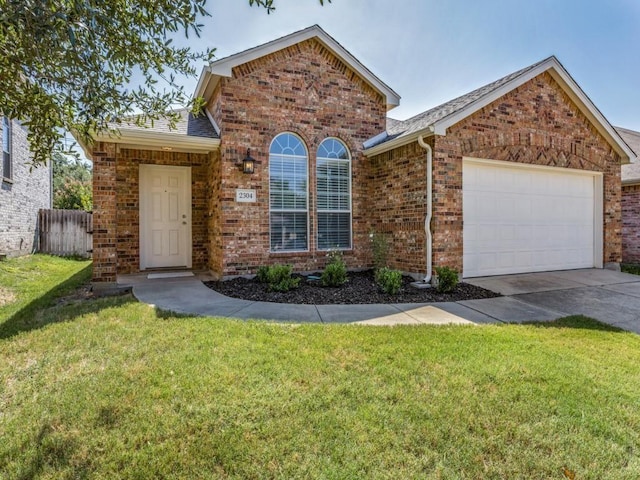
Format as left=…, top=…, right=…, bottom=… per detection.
left=463, top=160, right=597, bottom=278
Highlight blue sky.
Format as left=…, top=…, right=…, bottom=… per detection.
left=180, top=0, right=640, bottom=131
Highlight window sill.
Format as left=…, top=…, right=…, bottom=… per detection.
left=2, top=177, right=13, bottom=185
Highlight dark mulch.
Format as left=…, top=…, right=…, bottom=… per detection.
left=205, top=269, right=500, bottom=305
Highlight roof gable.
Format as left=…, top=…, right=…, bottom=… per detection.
left=364, top=56, right=636, bottom=162
left=195, top=25, right=400, bottom=111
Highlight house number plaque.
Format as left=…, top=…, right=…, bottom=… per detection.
left=236, top=189, right=257, bottom=203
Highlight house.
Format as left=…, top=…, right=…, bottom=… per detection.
left=619, top=128, right=640, bottom=263
left=0, top=117, right=52, bottom=257
left=82, top=25, right=636, bottom=288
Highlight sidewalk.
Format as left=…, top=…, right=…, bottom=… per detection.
left=128, top=269, right=640, bottom=330
left=129, top=275, right=501, bottom=325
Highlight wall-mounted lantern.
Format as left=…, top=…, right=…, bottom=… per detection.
left=239, top=148, right=255, bottom=174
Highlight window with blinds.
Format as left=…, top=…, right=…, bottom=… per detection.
left=316, top=138, right=351, bottom=250
left=2, top=117, right=11, bottom=181
left=269, top=133, right=309, bottom=251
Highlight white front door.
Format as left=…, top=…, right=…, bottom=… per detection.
left=463, top=158, right=602, bottom=278
left=139, top=165, right=192, bottom=270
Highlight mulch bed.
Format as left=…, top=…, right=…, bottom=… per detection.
left=205, top=269, right=500, bottom=305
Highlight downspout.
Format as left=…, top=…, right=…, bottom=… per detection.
left=417, top=135, right=433, bottom=284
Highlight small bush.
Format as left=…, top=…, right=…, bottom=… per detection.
left=369, top=230, right=389, bottom=271
left=256, top=266, right=270, bottom=283
left=265, top=264, right=300, bottom=292
left=375, top=267, right=402, bottom=295
left=321, top=251, right=347, bottom=287
left=434, top=266, right=459, bottom=293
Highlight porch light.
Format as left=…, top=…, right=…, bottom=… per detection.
left=240, top=148, right=255, bottom=174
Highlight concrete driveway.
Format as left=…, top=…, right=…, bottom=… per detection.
left=464, top=269, right=640, bottom=332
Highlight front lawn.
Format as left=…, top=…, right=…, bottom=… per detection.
left=1, top=256, right=640, bottom=479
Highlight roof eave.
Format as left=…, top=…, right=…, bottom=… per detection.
left=90, top=128, right=220, bottom=153
left=429, top=56, right=635, bottom=163
left=363, top=128, right=435, bottom=157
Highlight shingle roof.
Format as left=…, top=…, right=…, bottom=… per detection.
left=120, top=108, right=219, bottom=139
left=619, top=127, right=640, bottom=183
left=376, top=58, right=550, bottom=146
left=617, top=127, right=640, bottom=158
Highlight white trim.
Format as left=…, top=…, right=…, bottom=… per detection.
left=268, top=132, right=310, bottom=253
left=139, top=164, right=193, bottom=270
left=196, top=25, right=401, bottom=111
left=316, top=137, right=353, bottom=251
left=462, top=157, right=604, bottom=276
left=363, top=57, right=636, bottom=162
left=435, top=58, right=635, bottom=162
left=363, top=129, right=434, bottom=157
left=205, top=109, right=221, bottom=136
left=463, top=156, right=604, bottom=177
left=92, top=128, right=220, bottom=153
left=362, top=131, right=388, bottom=150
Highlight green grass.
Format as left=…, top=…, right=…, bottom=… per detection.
left=0, top=254, right=91, bottom=338
left=2, top=256, right=640, bottom=478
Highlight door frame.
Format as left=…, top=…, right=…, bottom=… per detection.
left=462, top=157, right=603, bottom=277
left=139, top=164, right=193, bottom=270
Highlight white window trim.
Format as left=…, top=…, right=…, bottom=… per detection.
left=268, top=133, right=310, bottom=253
left=316, top=137, right=353, bottom=251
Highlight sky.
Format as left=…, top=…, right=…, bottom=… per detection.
left=175, top=0, right=640, bottom=131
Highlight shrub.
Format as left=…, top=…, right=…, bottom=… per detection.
left=256, top=266, right=270, bottom=283
left=265, top=264, right=300, bottom=292
left=375, top=267, right=402, bottom=295
left=321, top=250, right=347, bottom=287
left=434, top=266, right=459, bottom=293
left=369, top=230, right=389, bottom=271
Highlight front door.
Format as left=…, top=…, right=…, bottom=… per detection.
left=139, top=164, right=192, bottom=270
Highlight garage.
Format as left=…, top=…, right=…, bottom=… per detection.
left=463, top=158, right=603, bottom=278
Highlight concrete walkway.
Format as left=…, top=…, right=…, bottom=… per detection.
left=128, top=269, right=640, bottom=331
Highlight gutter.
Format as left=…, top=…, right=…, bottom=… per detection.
left=417, top=134, right=433, bottom=285
left=363, top=125, right=435, bottom=157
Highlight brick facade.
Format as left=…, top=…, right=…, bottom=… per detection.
left=91, top=144, right=211, bottom=282
left=622, top=184, right=640, bottom=263
left=0, top=118, right=51, bottom=257
left=207, top=38, right=386, bottom=277
left=432, top=72, right=621, bottom=272
left=369, top=72, right=621, bottom=275
left=89, top=35, right=625, bottom=283
left=368, top=140, right=431, bottom=274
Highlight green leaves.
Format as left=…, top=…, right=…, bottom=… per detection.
left=0, top=0, right=215, bottom=166
left=0, top=0, right=329, bottom=166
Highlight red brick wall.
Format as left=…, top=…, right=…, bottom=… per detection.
left=432, top=71, right=622, bottom=272
left=622, top=184, right=640, bottom=263
left=92, top=142, right=118, bottom=283
left=368, top=141, right=431, bottom=274
left=92, top=144, right=211, bottom=281
left=371, top=72, right=622, bottom=276
left=207, top=38, right=387, bottom=277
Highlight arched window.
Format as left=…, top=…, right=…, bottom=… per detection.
left=316, top=138, right=351, bottom=250
left=269, top=133, right=309, bottom=251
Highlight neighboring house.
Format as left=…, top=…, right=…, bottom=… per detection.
left=0, top=117, right=52, bottom=257
left=619, top=128, right=640, bottom=263
left=81, top=25, right=636, bottom=287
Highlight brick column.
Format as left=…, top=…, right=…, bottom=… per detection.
left=91, top=142, right=118, bottom=284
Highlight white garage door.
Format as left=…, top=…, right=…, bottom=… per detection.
left=463, top=158, right=601, bottom=278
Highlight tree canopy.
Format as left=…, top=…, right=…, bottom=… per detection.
left=0, top=0, right=328, bottom=167
left=52, top=152, right=93, bottom=211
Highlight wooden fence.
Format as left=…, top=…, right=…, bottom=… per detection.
left=38, top=209, right=93, bottom=258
